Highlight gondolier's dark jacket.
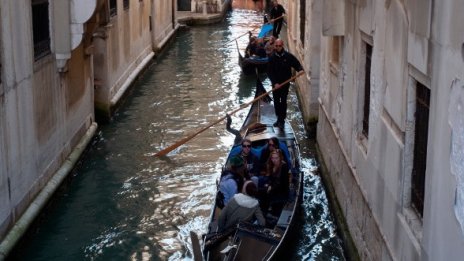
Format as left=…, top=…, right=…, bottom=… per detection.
left=270, top=4, right=285, bottom=20
left=268, top=50, right=303, bottom=87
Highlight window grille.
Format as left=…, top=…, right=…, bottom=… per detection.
left=362, top=43, right=372, bottom=137
left=411, top=82, right=430, bottom=217
left=32, top=0, right=51, bottom=61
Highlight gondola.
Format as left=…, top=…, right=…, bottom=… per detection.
left=191, top=77, right=303, bottom=261
left=236, top=22, right=273, bottom=75
left=237, top=41, right=268, bottom=75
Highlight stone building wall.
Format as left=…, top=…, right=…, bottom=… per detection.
left=285, top=0, right=464, bottom=260
left=0, top=0, right=95, bottom=242
left=93, top=0, right=155, bottom=117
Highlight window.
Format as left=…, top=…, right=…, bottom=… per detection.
left=123, top=0, right=129, bottom=10
left=109, top=0, right=117, bottom=16
left=362, top=42, right=373, bottom=138
left=411, top=82, right=430, bottom=217
left=330, top=36, right=343, bottom=71
left=32, top=0, right=50, bottom=61
left=299, top=0, right=306, bottom=46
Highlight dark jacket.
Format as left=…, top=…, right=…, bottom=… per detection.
left=270, top=4, right=285, bottom=20
left=268, top=162, right=289, bottom=197
left=268, top=50, right=303, bottom=86
left=259, top=142, right=292, bottom=170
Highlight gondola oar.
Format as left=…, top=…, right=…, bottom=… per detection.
left=226, top=28, right=258, bottom=44
left=190, top=231, right=203, bottom=261
left=226, top=15, right=284, bottom=44
left=153, top=71, right=305, bottom=157
left=269, top=15, right=284, bottom=23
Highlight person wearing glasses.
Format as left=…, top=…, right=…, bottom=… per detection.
left=269, top=0, right=285, bottom=38
left=230, top=138, right=260, bottom=177
left=267, top=39, right=303, bottom=129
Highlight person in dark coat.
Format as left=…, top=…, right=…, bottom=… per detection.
left=245, top=36, right=258, bottom=58
left=267, top=39, right=303, bottom=129
left=229, top=138, right=260, bottom=177
left=269, top=0, right=285, bottom=37
left=259, top=137, right=291, bottom=170
left=264, top=149, right=289, bottom=216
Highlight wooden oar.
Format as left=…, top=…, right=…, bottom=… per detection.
left=228, top=15, right=284, bottom=43
left=235, top=40, right=242, bottom=58
left=226, top=15, right=284, bottom=44
left=226, top=28, right=259, bottom=44
left=153, top=71, right=305, bottom=157
left=190, top=231, right=203, bottom=261
left=268, top=15, right=284, bottom=24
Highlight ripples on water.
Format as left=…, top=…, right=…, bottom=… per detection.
left=11, top=8, right=344, bottom=261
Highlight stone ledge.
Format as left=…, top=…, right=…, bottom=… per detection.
left=177, top=13, right=224, bottom=25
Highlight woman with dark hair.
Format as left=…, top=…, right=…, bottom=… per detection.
left=263, top=149, right=289, bottom=216
left=259, top=137, right=280, bottom=170
left=259, top=137, right=292, bottom=171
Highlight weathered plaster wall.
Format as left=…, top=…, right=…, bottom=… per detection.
left=152, top=0, right=175, bottom=50
left=284, top=0, right=317, bottom=124
left=421, top=2, right=464, bottom=260
left=314, top=0, right=464, bottom=260
left=0, top=1, right=94, bottom=241
left=94, top=0, right=154, bottom=115
left=291, top=0, right=321, bottom=122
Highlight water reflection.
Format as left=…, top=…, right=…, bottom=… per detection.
left=232, top=0, right=265, bottom=12
left=11, top=8, right=344, bottom=261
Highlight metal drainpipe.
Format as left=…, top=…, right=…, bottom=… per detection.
left=0, top=122, right=98, bottom=260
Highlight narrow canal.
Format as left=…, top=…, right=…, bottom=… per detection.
left=9, top=9, right=345, bottom=261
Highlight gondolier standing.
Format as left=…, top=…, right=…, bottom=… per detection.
left=268, top=39, right=303, bottom=129
left=270, top=0, right=285, bottom=38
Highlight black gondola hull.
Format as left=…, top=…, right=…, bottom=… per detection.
left=201, top=78, right=303, bottom=261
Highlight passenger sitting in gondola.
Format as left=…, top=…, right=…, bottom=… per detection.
left=260, top=149, right=289, bottom=217
left=245, top=36, right=258, bottom=58
left=217, top=156, right=247, bottom=209
left=259, top=137, right=293, bottom=171
left=217, top=181, right=265, bottom=233
left=229, top=138, right=260, bottom=177
left=245, top=36, right=267, bottom=58
left=255, top=38, right=267, bottom=58
left=265, top=36, right=276, bottom=57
